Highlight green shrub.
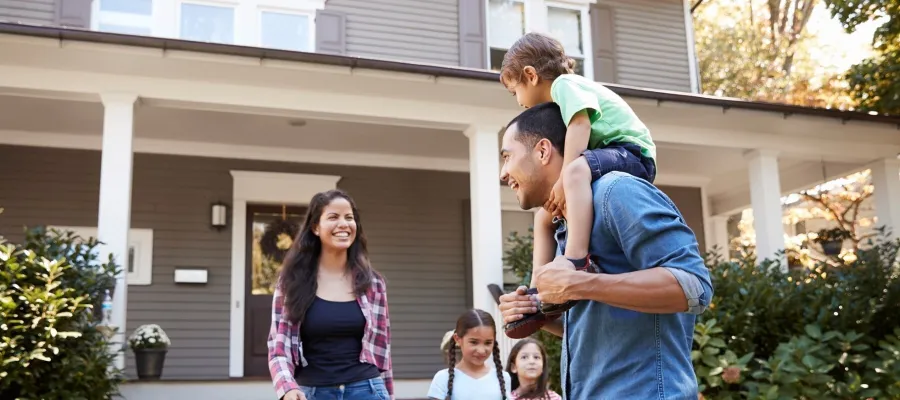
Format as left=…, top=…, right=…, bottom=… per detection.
left=503, top=227, right=900, bottom=399
left=0, top=227, right=123, bottom=399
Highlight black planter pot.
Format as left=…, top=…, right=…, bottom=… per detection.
left=820, top=240, right=843, bottom=256
left=133, top=348, right=167, bottom=380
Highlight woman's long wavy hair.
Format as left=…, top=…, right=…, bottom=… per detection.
left=505, top=338, right=552, bottom=399
left=278, top=189, right=374, bottom=324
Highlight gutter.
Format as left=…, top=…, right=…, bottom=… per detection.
left=1, top=22, right=899, bottom=127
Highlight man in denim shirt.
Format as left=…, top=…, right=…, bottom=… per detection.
left=498, top=103, right=713, bottom=399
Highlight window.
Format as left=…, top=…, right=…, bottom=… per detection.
left=50, top=226, right=154, bottom=286
left=487, top=0, right=592, bottom=79
left=259, top=11, right=313, bottom=52
left=95, top=0, right=153, bottom=35
left=547, top=6, right=585, bottom=76
left=179, top=2, right=235, bottom=44
left=488, top=0, right=525, bottom=73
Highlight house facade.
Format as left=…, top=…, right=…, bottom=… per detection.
left=0, top=1, right=899, bottom=399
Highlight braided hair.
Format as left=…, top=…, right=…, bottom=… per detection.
left=445, top=309, right=508, bottom=400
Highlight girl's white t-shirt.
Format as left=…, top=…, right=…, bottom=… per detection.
left=427, top=367, right=512, bottom=400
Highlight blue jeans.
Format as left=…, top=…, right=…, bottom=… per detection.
left=299, top=377, right=389, bottom=400
left=582, top=142, right=657, bottom=183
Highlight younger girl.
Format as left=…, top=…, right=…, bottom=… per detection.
left=505, top=339, right=561, bottom=400
left=428, top=309, right=512, bottom=400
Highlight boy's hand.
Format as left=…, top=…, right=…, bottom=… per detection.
left=545, top=178, right=566, bottom=218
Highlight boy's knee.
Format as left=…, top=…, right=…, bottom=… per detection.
left=563, top=157, right=591, bottom=184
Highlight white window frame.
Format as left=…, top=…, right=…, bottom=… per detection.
left=175, top=0, right=240, bottom=44
left=91, top=0, right=325, bottom=51
left=91, top=0, right=155, bottom=35
left=486, top=0, right=594, bottom=80
left=50, top=226, right=154, bottom=286
left=255, top=6, right=316, bottom=52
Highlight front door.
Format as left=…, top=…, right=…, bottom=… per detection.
left=244, top=204, right=308, bottom=377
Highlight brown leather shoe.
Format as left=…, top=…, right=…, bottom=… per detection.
left=538, top=256, right=600, bottom=315
left=504, top=288, right=560, bottom=339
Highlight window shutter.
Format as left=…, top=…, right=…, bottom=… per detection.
left=590, top=4, right=617, bottom=83
left=458, top=0, right=487, bottom=69
left=55, top=0, right=93, bottom=29
left=315, top=9, right=347, bottom=55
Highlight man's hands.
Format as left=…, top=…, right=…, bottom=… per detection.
left=533, top=256, right=578, bottom=305
left=283, top=389, right=307, bottom=400
left=498, top=286, right=538, bottom=325
left=545, top=177, right=566, bottom=218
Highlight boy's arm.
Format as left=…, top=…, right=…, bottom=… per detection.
left=530, top=209, right=557, bottom=287
left=540, top=319, right=564, bottom=337
left=562, top=111, right=592, bottom=169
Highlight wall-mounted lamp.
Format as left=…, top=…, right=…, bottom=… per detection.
left=211, top=202, right=228, bottom=231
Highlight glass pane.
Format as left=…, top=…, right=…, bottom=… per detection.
left=489, top=48, right=507, bottom=72
left=547, top=7, right=583, bottom=57
left=180, top=3, right=235, bottom=44
left=99, top=23, right=152, bottom=36
left=100, top=0, right=152, bottom=15
left=488, top=0, right=525, bottom=50
left=128, top=246, right=135, bottom=273
left=260, top=12, right=311, bottom=52
left=250, top=208, right=306, bottom=295
left=571, top=56, right=584, bottom=76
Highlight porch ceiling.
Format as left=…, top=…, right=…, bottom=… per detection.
left=1, top=32, right=899, bottom=216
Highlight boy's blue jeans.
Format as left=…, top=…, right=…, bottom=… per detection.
left=582, top=142, right=656, bottom=183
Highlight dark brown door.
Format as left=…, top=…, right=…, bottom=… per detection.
left=244, top=204, right=308, bottom=377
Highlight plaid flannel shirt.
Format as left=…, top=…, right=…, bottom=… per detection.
left=267, top=273, right=393, bottom=399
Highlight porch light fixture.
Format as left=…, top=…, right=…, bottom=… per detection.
left=211, top=202, right=228, bottom=231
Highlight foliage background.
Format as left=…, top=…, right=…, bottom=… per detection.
left=0, top=227, right=123, bottom=399
left=503, top=228, right=900, bottom=399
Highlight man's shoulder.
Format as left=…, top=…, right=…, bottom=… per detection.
left=590, top=171, right=656, bottom=200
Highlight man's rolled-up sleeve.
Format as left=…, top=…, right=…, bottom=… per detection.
left=600, top=174, right=713, bottom=314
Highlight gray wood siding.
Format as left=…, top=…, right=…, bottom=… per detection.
left=658, top=185, right=706, bottom=252
left=0, top=0, right=55, bottom=25
left=0, top=145, right=469, bottom=380
left=605, top=0, right=693, bottom=92
left=322, top=0, right=460, bottom=66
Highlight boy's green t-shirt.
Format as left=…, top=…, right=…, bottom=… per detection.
left=550, top=73, right=656, bottom=161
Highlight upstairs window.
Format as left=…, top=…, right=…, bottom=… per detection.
left=95, top=0, right=153, bottom=35
left=179, top=2, right=236, bottom=44
left=487, top=0, right=592, bottom=79
left=259, top=10, right=313, bottom=52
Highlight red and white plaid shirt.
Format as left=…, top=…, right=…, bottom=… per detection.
left=267, top=273, right=393, bottom=399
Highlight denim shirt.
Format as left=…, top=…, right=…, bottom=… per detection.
left=554, top=172, right=713, bottom=400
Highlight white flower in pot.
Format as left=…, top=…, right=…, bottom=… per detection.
left=128, top=324, right=171, bottom=380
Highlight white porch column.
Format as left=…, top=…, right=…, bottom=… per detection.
left=869, top=157, right=900, bottom=239
left=744, top=150, right=786, bottom=269
left=710, top=215, right=731, bottom=260
left=97, top=93, right=138, bottom=370
left=464, top=124, right=505, bottom=313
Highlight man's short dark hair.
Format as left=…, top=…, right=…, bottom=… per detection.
left=506, top=102, right=567, bottom=156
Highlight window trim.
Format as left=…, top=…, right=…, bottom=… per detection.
left=485, top=0, right=594, bottom=80
left=91, top=0, right=326, bottom=51
left=256, top=7, right=316, bottom=52
left=50, top=226, right=154, bottom=286
left=176, top=0, right=239, bottom=44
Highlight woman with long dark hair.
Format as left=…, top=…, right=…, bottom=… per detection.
left=268, top=189, right=393, bottom=400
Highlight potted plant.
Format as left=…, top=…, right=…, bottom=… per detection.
left=814, top=227, right=851, bottom=256
left=128, top=324, right=171, bottom=380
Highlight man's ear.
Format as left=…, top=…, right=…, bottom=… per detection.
left=536, top=138, right=553, bottom=165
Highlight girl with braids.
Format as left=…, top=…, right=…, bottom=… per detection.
left=427, top=309, right=511, bottom=400
left=505, top=339, right=561, bottom=400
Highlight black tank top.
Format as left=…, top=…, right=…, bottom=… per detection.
left=295, top=297, right=380, bottom=386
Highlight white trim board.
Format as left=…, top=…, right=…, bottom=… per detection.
left=119, top=378, right=432, bottom=400
left=0, top=130, right=713, bottom=187
left=228, top=170, right=341, bottom=378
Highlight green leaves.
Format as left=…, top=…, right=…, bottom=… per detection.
left=0, top=226, right=123, bottom=399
